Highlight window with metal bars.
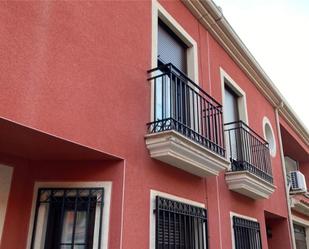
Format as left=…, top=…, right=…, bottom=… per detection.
left=30, top=188, right=104, bottom=249
left=233, top=216, right=262, bottom=249
left=155, top=196, right=208, bottom=249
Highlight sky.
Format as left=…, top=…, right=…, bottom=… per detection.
left=214, top=0, right=309, bottom=130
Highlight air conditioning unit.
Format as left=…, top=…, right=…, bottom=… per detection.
left=290, top=171, right=307, bottom=192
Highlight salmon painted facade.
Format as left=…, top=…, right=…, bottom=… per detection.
left=0, top=1, right=308, bottom=249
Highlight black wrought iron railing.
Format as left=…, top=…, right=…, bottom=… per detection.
left=147, top=63, right=225, bottom=157
left=224, top=121, right=273, bottom=183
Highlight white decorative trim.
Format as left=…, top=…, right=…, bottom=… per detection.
left=0, top=164, right=13, bottom=243
left=151, top=0, right=199, bottom=121
left=152, top=0, right=198, bottom=80
left=220, top=67, right=249, bottom=125
left=263, top=116, right=277, bottom=158
left=292, top=214, right=309, bottom=226
left=26, top=181, right=112, bottom=249
left=145, top=130, right=229, bottom=176
left=230, top=211, right=258, bottom=222
left=291, top=196, right=309, bottom=216
left=225, top=171, right=276, bottom=199
left=149, top=190, right=205, bottom=249
left=230, top=212, right=258, bottom=249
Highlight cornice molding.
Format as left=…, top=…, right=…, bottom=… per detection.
left=182, top=0, right=309, bottom=146
left=278, top=104, right=309, bottom=147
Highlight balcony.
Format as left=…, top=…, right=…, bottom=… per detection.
left=224, top=121, right=275, bottom=199
left=145, top=63, right=229, bottom=177
left=290, top=193, right=309, bottom=216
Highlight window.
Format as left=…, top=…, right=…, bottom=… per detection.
left=224, top=85, right=241, bottom=161
left=220, top=68, right=248, bottom=124
left=153, top=18, right=211, bottom=147
left=155, top=19, right=188, bottom=123
left=158, top=19, right=187, bottom=73
left=222, top=76, right=247, bottom=161
left=285, top=156, right=299, bottom=173
left=263, top=117, right=276, bottom=157
left=30, top=188, right=104, bottom=249
left=232, top=216, right=262, bottom=249
left=285, top=156, right=299, bottom=186
left=224, top=85, right=239, bottom=124
left=155, top=196, right=208, bottom=249
left=151, top=0, right=198, bottom=80
left=151, top=0, right=199, bottom=124
left=294, top=224, right=307, bottom=249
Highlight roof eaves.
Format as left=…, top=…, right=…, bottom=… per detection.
left=182, top=0, right=309, bottom=145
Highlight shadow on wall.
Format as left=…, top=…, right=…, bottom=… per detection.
left=265, top=211, right=291, bottom=249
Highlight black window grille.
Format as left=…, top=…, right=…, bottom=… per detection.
left=233, top=216, right=262, bottom=249
left=30, top=188, right=104, bottom=249
left=155, top=196, right=208, bottom=249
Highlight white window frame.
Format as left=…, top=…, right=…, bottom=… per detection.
left=220, top=68, right=249, bottom=165
left=292, top=214, right=309, bottom=249
left=151, top=0, right=199, bottom=122
left=230, top=212, right=259, bottom=249
left=0, top=164, right=13, bottom=244
left=26, top=181, right=112, bottom=249
left=262, top=116, right=277, bottom=158
left=220, top=68, right=248, bottom=125
left=149, top=190, right=206, bottom=249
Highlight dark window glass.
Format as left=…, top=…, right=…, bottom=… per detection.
left=155, top=196, right=207, bottom=249
left=158, top=19, right=187, bottom=73
left=224, top=85, right=239, bottom=124
left=30, top=188, right=104, bottom=249
left=233, top=216, right=262, bottom=249
left=224, top=85, right=241, bottom=160
left=294, top=224, right=307, bottom=249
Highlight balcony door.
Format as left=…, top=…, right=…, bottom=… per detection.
left=224, top=85, right=240, bottom=161
left=155, top=20, right=187, bottom=124
left=224, top=85, right=239, bottom=124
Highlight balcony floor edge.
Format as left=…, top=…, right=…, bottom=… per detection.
left=145, top=130, right=230, bottom=177
left=225, top=170, right=276, bottom=199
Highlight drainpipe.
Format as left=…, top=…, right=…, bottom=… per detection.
left=275, top=101, right=296, bottom=249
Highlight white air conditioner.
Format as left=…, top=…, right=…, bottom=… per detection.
left=290, top=171, right=307, bottom=192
